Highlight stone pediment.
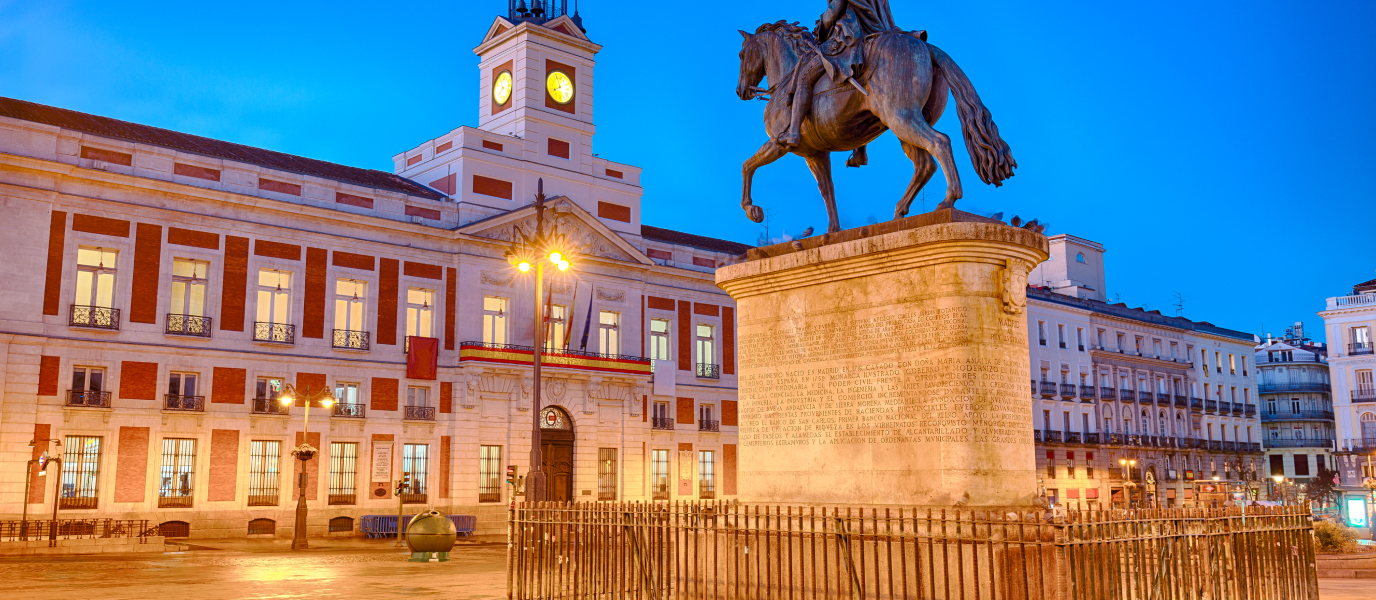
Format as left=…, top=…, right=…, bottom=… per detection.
left=482, top=17, right=517, bottom=43
left=460, top=198, right=654, bottom=266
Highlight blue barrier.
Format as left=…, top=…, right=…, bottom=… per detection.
left=359, top=514, right=476, bottom=539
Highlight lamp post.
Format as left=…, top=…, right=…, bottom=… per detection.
left=20, top=438, right=61, bottom=542
left=502, top=179, right=573, bottom=503
left=278, top=383, right=336, bottom=550
left=1362, top=452, right=1376, bottom=540
left=1119, top=457, right=1137, bottom=509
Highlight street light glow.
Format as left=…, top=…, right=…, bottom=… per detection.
left=557, top=260, right=569, bottom=271
left=279, top=393, right=294, bottom=406
left=549, top=251, right=562, bottom=264
left=518, top=261, right=531, bottom=273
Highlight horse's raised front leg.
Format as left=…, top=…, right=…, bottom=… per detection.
left=741, top=139, right=789, bottom=223
left=802, top=152, right=841, bottom=233
left=895, top=142, right=938, bottom=218
left=884, top=110, right=963, bottom=210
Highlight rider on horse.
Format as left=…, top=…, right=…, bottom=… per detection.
left=777, top=0, right=900, bottom=150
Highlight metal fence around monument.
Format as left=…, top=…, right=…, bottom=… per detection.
left=508, top=502, right=1317, bottom=600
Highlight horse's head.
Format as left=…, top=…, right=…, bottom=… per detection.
left=736, top=29, right=767, bottom=101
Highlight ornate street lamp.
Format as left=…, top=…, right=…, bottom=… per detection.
left=278, top=383, right=335, bottom=550
left=502, top=179, right=573, bottom=503
left=1119, top=457, right=1138, bottom=509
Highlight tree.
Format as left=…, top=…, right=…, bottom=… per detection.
left=1305, top=467, right=1339, bottom=507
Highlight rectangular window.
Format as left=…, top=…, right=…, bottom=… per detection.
left=170, top=258, right=209, bottom=317
left=699, top=450, right=716, bottom=498
left=59, top=435, right=102, bottom=509
left=1086, top=452, right=1094, bottom=478
left=74, top=247, right=118, bottom=309
left=547, top=304, right=567, bottom=350
left=1201, top=349, right=1209, bottom=376
left=1037, top=321, right=1046, bottom=345
left=407, top=386, right=430, bottom=407
left=248, top=440, right=281, bottom=506
left=1215, top=351, right=1222, bottom=373
left=651, top=449, right=670, bottom=499
left=406, top=288, right=435, bottom=339
left=482, top=297, right=508, bottom=345
left=158, top=438, right=196, bottom=508
left=1057, top=324, right=1065, bottom=347
left=1354, top=326, right=1370, bottom=345
left=256, top=269, right=292, bottom=324
left=1229, top=354, right=1236, bottom=375
left=650, top=318, right=671, bottom=370
left=402, top=443, right=428, bottom=503
left=599, top=311, right=620, bottom=355
left=329, top=442, right=358, bottom=504
left=1357, top=369, right=1374, bottom=393
left=696, top=324, right=716, bottom=370
left=598, top=448, right=617, bottom=501
left=72, top=366, right=106, bottom=392
left=1076, top=328, right=1084, bottom=350
left=479, top=445, right=502, bottom=502
left=334, top=382, right=360, bottom=409
left=1046, top=451, right=1055, bottom=479
left=334, top=279, right=367, bottom=332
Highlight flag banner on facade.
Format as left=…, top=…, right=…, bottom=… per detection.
left=458, top=342, right=651, bottom=375
left=407, top=336, right=439, bottom=380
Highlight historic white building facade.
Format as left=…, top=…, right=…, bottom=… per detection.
left=0, top=7, right=743, bottom=539
left=1254, top=328, right=1334, bottom=486
left=1028, top=235, right=1264, bottom=509
left=1320, top=277, right=1376, bottom=521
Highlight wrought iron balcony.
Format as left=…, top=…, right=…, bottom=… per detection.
left=1059, top=384, right=1076, bottom=398
left=1258, top=382, right=1330, bottom=394
left=1264, top=438, right=1334, bottom=449
left=1032, top=430, right=1043, bottom=443
left=1206, top=440, right=1220, bottom=451
left=1058, top=341, right=1067, bottom=349
left=699, top=420, right=720, bottom=432
left=402, top=493, right=427, bottom=505
left=1190, top=398, right=1203, bottom=411
left=1084, top=432, right=1100, bottom=444
left=404, top=406, right=436, bottom=421
left=1079, top=385, right=1095, bottom=399
left=1231, top=403, right=1243, bottom=416
left=1352, top=389, right=1376, bottom=403
left=1219, top=401, right=1231, bottom=414
left=1156, top=392, right=1171, bottom=404
left=1244, top=404, right=1256, bottom=416
left=328, top=494, right=356, bottom=505
left=66, top=390, right=110, bottom=408
left=69, top=305, right=119, bottom=330
left=1350, top=342, right=1374, bottom=356
left=696, top=363, right=720, bottom=379
left=1045, top=430, right=1063, bottom=443
left=1106, top=433, right=1123, bottom=445
left=333, top=402, right=366, bottom=418
left=247, top=494, right=278, bottom=506
left=1221, top=441, right=1236, bottom=452
left=158, top=495, right=193, bottom=509
left=251, top=398, right=289, bottom=415
left=1256, top=354, right=1326, bottom=365
left=165, top=314, right=211, bottom=337
left=1066, top=432, right=1082, bottom=444
left=1039, top=381, right=1057, bottom=396
left=651, top=417, right=675, bottom=430
left=1205, top=400, right=1218, bottom=413
left=458, top=341, right=652, bottom=376
left=163, top=394, right=204, bottom=412
left=253, top=321, right=294, bottom=344
left=699, top=482, right=716, bottom=500
left=1100, top=387, right=1116, bottom=400
left=1119, top=389, right=1135, bottom=401
left=1344, top=438, right=1376, bottom=452
left=1174, top=395, right=1187, bottom=408
left=332, top=329, right=370, bottom=350
left=58, top=497, right=98, bottom=510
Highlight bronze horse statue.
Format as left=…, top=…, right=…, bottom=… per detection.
left=736, top=22, right=1016, bottom=233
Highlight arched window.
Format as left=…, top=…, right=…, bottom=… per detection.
left=1075, top=253, right=1086, bottom=263
left=540, top=405, right=572, bottom=430
left=329, top=516, right=354, bottom=533
left=248, top=518, right=276, bottom=535
left=158, top=521, right=190, bottom=538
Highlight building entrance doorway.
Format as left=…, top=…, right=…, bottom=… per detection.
left=539, top=406, right=575, bottom=502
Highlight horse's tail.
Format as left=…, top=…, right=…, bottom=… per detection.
left=928, top=43, right=1016, bottom=186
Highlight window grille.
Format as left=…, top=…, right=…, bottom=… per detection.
left=60, top=436, right=102, bottom=509
left=158, top=521, right=190, bottom=538
left=651, top=449, right=670, bottom=499
left=248, top=440, right=281, bottom=506
left=158, top=438, right=196, bottom=508
left=402, top=444, right=429, bottom=503
left=329, top=516, right=354, bottom=533
left=329, top=442, right=357, bottom=504
left=479, top=445, right=502, bottom=502
left=699, top=450, right=715, bottom=499
left=247, top=519, right=276, bottom=535
left=598, top=448, right=617, bottom=500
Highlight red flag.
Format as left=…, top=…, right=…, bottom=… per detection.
left=406, top=336, right=439, bottom=380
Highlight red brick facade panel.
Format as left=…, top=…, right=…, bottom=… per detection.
left=128, top=223, right=162, bottom=324
left=693, top=303, right=719, bottom=317
left=676, top=397, right=694, bottom=424
left=481, top=140, right=504, bottom=152
left=28, top=424, right=50, bottom=503
left=550, top=23, right=574, bottom=36
left=693, top=257, right=716, bottom=268
left=38, top=355, right=60, bottom=396
left=292, top=431, right=321, bottom=500
left=646, top=248, right=671, bottom=261
left=42, top=211, right=66, bottom=316
left=440, top=381, right=453, bottom=414
left=377, top=258, right=399, bottom=345
left=606, top=169, right=623, bottom=179
left=208, top=429, right=239, bottom=501
left=168, top=227, right=219, bottom=249
left=406, top=154, right=422, bottom=166
left=548, top=138, right=570, bottom=159
left=647, top=296, right=675, bottom=311
left=428, top=174, right=456, bottom=195
left=722, top=306, right=736, bottom=375
left=253, top=239, right=301, bottom=261
left=439, top=436, right=451, bottom=499
left=372, top=377, right=398, bottom=411
left=80, top=145, right=133, bottom=166
left=113, top=426, right=150, bottom=502
left=678, top=442, right=693, bottom=453
left=545, top=59, right=576, bottom=114
left=597, top=201, right=631, bottom=223
left=723, top=444, right=737, bottom=495
left=405, top=205, right=441, bottom=221
left=302, top=247, right=327, bottom=339
left=220, top=236, right=249, bottom=331
left=336, top=192, right=374, bottom=209
left=119, top=361, right=158, bottom=400
left=403, top=261, right=443, bottom=280
left=332, top=251, right=375, bottom=271
left=444, top=268, right=456, bottom=350
left=436, top=141, right=452, bottom=154
left=473, top=175, right=513, bottom=200
left=211, top=367, right=246, bottom=404
left=642, top=395, right=648, bottom=422
left=295, top=372, right=328, bottom=404
left=173, top=162, right=221, bottom=181
left=258, top=178, right=302, bottom=196
left=72, top=213, right=130, bottom=237
left=721, top=400, right=738, bottom=427
left=677, top=301, right=692, bottom=371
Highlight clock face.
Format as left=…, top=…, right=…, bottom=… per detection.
left=546, top=70, right=574, bottom=105
left=493, top=70, right=513, bottom=106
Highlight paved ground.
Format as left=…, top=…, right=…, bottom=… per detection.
left=0, top=538, right=1363, bottom=599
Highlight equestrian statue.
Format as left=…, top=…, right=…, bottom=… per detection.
left=736, top=0, right=1016, bottom=233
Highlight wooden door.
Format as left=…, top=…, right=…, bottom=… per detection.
left=542, top=438, right=574, bottom=502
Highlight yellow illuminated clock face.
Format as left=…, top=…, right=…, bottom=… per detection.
left=546, top=70, right=574, bottom=104
left=493, top=71, right=513, bottom=105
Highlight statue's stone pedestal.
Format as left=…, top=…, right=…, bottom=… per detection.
left=717, top=209, right=1048, bottom=508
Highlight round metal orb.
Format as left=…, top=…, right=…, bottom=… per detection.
left=405, top=510, right=457, bottom=553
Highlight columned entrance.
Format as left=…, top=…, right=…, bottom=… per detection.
left=539, top=406, right=575, bottom=502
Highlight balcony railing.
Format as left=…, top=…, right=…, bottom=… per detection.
left=163, top=394, right=204, bottom=412
left=1264, top=438, right=1335, bottom=449
left=1343, top=438, right=1376, bottom=452
left=1156, top=393, right=1170, bottom=404
left=333, top=403, right=366, bottom=418
left=1352, top=389, right=1376, bottom=403
left=158, top=495, right=193, bottom=509
left=699, top=420, right=720, bottom=432
left=58, top=497, right=98, bottom=510
left=1244, top=404, right=1256, bottom=416
left=1350, top=342, right=1374, bottom=356
left=69, top=305, right=119, bottom=330
left=165, top=314, right=211, bottom=337
left=247, top=494, right=278, bottom=506
left=699, top=482, right=715, bottom=500
left=1066, top=432, right=1082, bottom=444
left=1032, top=430, right=1042, bottom=443
left=1231, top=403, right=1243, bottom=416
left=1079, top=385, right=1095, bottom=399
left=1221, top=441, right=1236, bottom=452
left=251, top=398, right=289, bottom=415
left=1191, top=398, right=1203, bottom=411
left=459, top=341, right=652, bottom=376
left=1120, top=389, right=1135, bottom=401
left=1039, top=381, right=1057, bottom=396
left=328, top=494, right=355, bottom=505
left=1174, top=395, right=1187, bottom=408
left=1059, top=384, right=1075, bottom=398
left=1209, top=440, right=1222, bottom=451
left=696, top=363, right=720, bottom=379
left=332, top=329, right=370, bottom=350
left=1084, top=432, right=1100, bottom=444
left=253, top=321, right=295, bottom=344
left=1327, top=293, right=1376, bottom=310
left=1205, top=400, right=1218, bottom=413
left=1219, top=401, right=1231, bottom=414
left=651, top=417, right=675, bottom=430
left=1258, top=382, right=1330, bottom=393
left=404, top=406, right=436, bottom=421
left=1100, top=387, right=1116, bottom=400
left=402, top=493, right=427, bottom=504
left=1106, top=433, right=1123, bottom=445
left=66, top=390, right=110, bottom=408
left=1256, top=354, right=1326, bottom=365
left=1045, top=430, right=1063, bottom=443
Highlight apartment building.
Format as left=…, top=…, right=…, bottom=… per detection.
left=1254, top=326, right=1334, bottom=486
left=1320, top=277, right=1376, bottom=523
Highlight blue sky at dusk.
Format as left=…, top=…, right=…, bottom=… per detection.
left=2, top=0, right=1372, bottom=339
